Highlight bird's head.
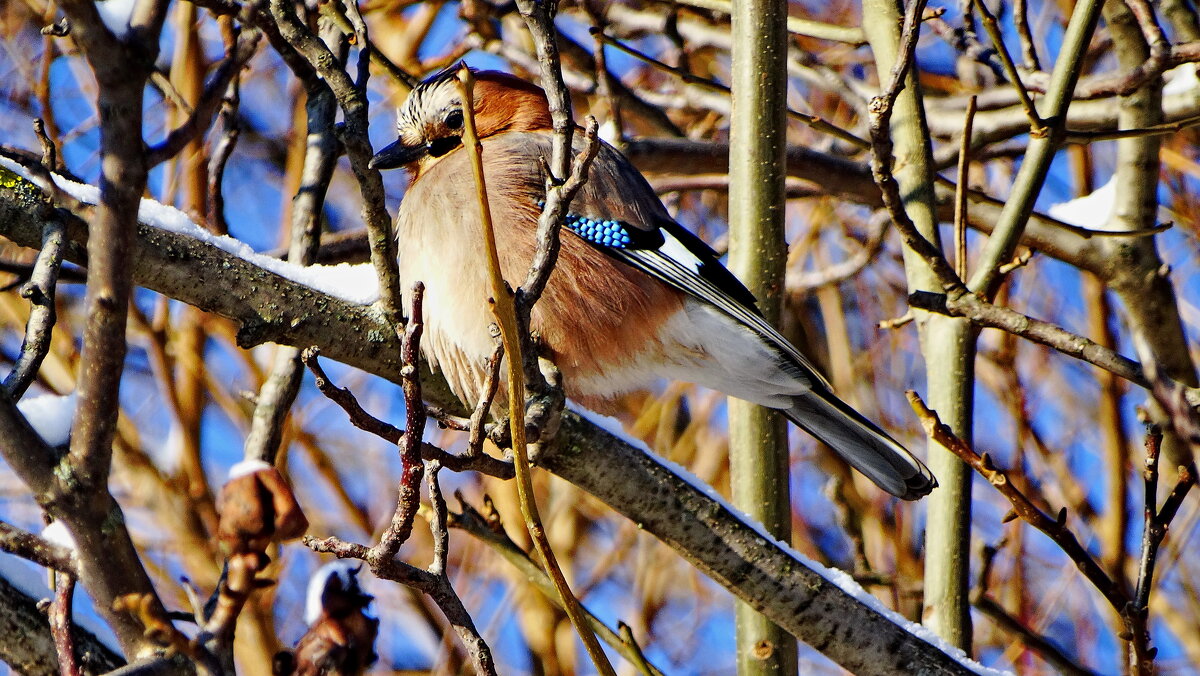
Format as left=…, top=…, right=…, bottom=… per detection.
left=370, top=66, right=551, bottom=177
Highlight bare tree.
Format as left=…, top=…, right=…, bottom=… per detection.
left=0, top=0, right=1198, bottom=674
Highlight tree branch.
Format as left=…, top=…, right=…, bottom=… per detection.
left=0, top=165, right=991, bottom=674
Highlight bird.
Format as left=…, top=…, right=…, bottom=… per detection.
left=370, top=67, right=937, bottom=500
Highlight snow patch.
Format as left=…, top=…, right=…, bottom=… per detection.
left=17, top=392, right=76, bottom=447
left=1163, top=62, right=1199, bottom=96
left=41, top=521, right=76, bottom=551
left=154, top=423, right=186, bottom=474
left=227, top=458, right=272, bottom=481
left=0, top=156, right=381, bottom=306
left=597, top=119, right=621, bottom=145
left=305, top=560, right=364, bottom=625
left=95, top=0, right=137, bottom=38
left=1048, top=177, right=1116, bottom=231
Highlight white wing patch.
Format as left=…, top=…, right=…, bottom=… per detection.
left=611, top=245, right=834, bottom=391
left=657, top=230, right=706, bottom=273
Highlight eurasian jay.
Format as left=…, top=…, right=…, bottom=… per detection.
left=370, top=68, right=937, bottom=501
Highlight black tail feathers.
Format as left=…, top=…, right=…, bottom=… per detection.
left=782, top=387, right=936, bottom=500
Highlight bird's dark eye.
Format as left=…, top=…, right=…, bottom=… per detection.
left=444, top=109, right=463, bottom=130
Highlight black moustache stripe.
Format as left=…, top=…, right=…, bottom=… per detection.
left=428, top=136, right=462, bottom=158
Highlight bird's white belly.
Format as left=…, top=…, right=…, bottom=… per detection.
left=397, top=225, right=498, bottom=404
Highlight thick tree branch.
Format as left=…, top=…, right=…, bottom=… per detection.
left=0, top=572, right=124, bottom=676
left=1, top=0, right=172, bottom=651
left=0, top=165, right=982, bottom=676
left=0, top=520, right=75, bottom=573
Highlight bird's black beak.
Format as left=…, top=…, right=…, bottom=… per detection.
left=369, top=139, right=426, bottom=170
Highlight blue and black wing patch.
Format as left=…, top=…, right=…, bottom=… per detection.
left=563, top=212, right=634, bottom=248
left=551, top=203, right=759, bottom=309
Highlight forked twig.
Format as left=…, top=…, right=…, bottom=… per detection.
left=909, top=389, right=1194, bottom=674
left=303, top=286, right=498, bottom=675
left=301, top=347, right=514, bottom=478
left=367, top=282, right=428, bottom=566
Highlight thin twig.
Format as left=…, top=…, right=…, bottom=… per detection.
left=426, top=461, right=449, bottom=577
left=456, top=64, right=617, bottom=676
left=368, top=282, right=428, bottom=566
left=954, top=96, right=977, bottom=280
left=907, top=390, right=1131, bottom=623
left=1127, top=337, right=1200, bottom=674
left=467, top=335, right=505, bottom=457
left=35, top=13, right=64, bottom=160
left=907, top=289, right=1152, bottom=391
left=1125, top=0, right=1171, bottom=58
left=33, top=119, right=57, bottom=171
left=995, top=249, right=1034, bottom=275
left=878, top=311, right=915, bottom=330
left=4, top=218, right=66, bottom=400
left=516, top=118, right=601, bottom=333
left=867, top=0, right=964, bottom=292
left=1013, top=0, right=1041, bottom=69
left=1064, top=111, right=1200, bottom=143
left=926, top=15, right=1005, bottom=80
left=972, top=0, right=1043, bottom=130
left=301, top=348, right=514, bottom=479
left=315, top=0, right=419, bottom=90
left=617, top=622, right=657, bottom=676
left=338, top=0, right=371, bottom=91
left=145, top=26, right=261, bottom=167
left=49, top=571, right=80, bottom=676
left=206, top=23, right=241, bottom=235
left=592, top=27, right=869, bottom=148
left=970, top=543, right=1098, bottom=676
left=586, top=4, right=625, bottom=144
left=1128, top=427, right=1164, bottom=673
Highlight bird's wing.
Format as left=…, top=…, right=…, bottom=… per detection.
left=502, top=131, right=833, bottom=390
left=484, top=132, right=936, bottom=500
left=586, top=218, right=831, bottom=391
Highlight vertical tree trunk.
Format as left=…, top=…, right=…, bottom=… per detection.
left=1099, top=0, right=1196, bottom=482
left=728, top=0, right=797, bottom=673
left=862, top=0, right=976, bottom=651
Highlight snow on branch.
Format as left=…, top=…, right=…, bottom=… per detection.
left=0, top=160, right=1006, bottom=675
